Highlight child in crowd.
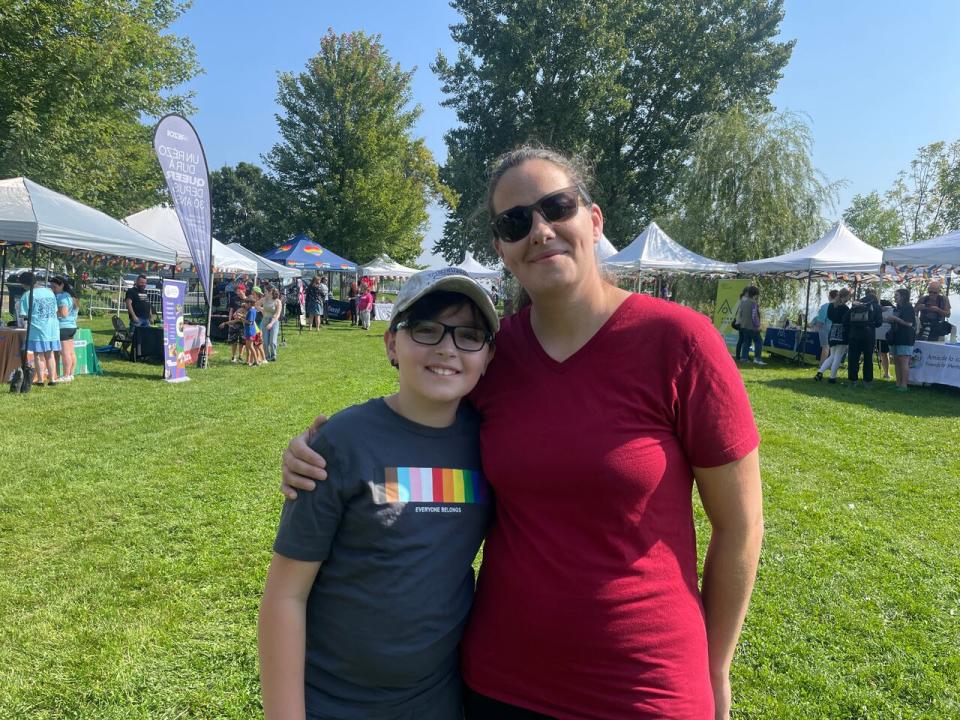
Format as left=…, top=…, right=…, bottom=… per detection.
left=258, top=268, right=498, bottom=720
left=357, top=284, right=374, bottom=330
left=219, top=306, right=247, bottom=364
left=244, top=298, right=266, bottom=366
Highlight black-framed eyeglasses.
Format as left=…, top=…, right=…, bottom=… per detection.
left=490, top=185, right=591, bottom=242
left=396, top=320, right=492, bottom=352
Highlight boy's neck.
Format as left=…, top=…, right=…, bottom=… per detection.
left=384, top=392, right=459, bottom=428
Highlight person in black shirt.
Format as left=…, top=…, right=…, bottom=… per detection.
left=888, top=287, right=917, bottom=392
left=844, top=288, right=882, bottom=386
left=815, top=288, right=851, bottom=383
left=124, top=274, right=154, bottom=330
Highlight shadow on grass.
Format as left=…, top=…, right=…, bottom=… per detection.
left=95, top=361, right=167, bottom=382
left=760, top=375, right=960, bottom=418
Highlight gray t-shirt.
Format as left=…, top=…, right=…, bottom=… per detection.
left=274, top=398, right=490, bottom=720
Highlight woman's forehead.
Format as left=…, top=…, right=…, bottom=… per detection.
left=492, top=159, right=572, bottom=212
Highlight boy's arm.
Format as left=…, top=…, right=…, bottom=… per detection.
left=259, top=553, right=322, bottom=720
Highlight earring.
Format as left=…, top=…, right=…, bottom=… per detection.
left=390, top=358, right=399, bottom=369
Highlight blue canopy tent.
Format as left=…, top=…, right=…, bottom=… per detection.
left=263, top=234, right=357, bottom=272
left=263, top=234, right=358, bottom=321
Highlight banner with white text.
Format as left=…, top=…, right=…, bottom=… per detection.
left=153, top=114, right=212, bottom=303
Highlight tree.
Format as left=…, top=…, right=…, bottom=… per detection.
left=210, top=163, right=293, bottom=253
left=265, top=30, right=454, bottom=266
left=662, top=106, right=838, bottom=307
left=842, top=192, right=901, bottom=249
left=0, top=0, right=199, bottom=218
left=885, top=140, right=960, bottom=244
left=431, top=0, right=794, bottom=263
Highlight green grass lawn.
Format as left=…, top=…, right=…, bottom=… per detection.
left=1, top=318, right=958, bottom=719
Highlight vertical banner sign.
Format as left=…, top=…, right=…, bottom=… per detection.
left=713, top=278, right=751, bottom=348
left=161, top=280, right=189, bottom=383
left=153, top=114, right=213, bottom=367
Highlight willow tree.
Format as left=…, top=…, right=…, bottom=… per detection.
left=662, top=106, right=839, bottom=308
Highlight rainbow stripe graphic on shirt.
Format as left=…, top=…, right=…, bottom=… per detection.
left=382, top=467, right=488, bottom=504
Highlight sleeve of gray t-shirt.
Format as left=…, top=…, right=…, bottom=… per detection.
left=273, top=432, right=353, bottom=562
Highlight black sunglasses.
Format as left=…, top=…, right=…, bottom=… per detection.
left=396, top=320, right=492, bottom=352
left=490, top=185, right=591, bottom=242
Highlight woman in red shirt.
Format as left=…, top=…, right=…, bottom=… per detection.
left=281, top=146, right=763, bottom=720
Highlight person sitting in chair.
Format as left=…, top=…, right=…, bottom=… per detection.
left=915, top=281, right=951, bottom=342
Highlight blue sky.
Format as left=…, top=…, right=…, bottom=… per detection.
left=171, top=0, right=960, bottom=260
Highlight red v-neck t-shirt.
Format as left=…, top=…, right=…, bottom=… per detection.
left=462, top=293, right=760, bottom=719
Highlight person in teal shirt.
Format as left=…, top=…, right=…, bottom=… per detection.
left=812, top=289, right=838, bottom=364
left=52, top=276, right=80, bottom=382
left=17, top=272, right=61, bottom=385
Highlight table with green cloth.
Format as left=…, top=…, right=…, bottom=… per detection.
left=59, top=327, right=102, bottom=376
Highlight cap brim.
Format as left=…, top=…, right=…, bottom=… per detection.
left=392, top=276, right=500, bottom=333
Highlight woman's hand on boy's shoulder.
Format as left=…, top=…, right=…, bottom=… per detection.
left=280, top=415, right=329, bottom=500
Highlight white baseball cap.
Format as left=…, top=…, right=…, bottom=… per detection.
left=391, top=268, right=500, bottom=333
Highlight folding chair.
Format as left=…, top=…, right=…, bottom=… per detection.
left=109, top=315, right=133, bottom=358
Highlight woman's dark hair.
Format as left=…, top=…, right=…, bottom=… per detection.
left=52, top=277, right=79, bottom=309
left=828, top=289, right=839, bottom=300
left=389, top=290, right=494, bottom=338
left=745, top=286, right=760, bottom=298
left=20, top=271, right=36, bottom=287
left=895, top=287, right=911, bottom=304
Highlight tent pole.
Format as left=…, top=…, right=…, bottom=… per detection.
left=202, top=265, right=213, bottom=369
left=799, top=271, right=812, bottom=367
left=0, top=246, right=7, bottom=322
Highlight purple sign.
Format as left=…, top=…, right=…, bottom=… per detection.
left=153, top=115, right=212, bottom=303
left=161, top=279, right=189, bottom=383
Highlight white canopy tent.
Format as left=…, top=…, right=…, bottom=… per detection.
left=738, top=221, right=882, bottom=277
left=226, top=242, right=301, bottom=280
left=0, top=178, right=178, bottom=376
left=360, top=253, right=419, bottom=278
left=603, top=222, right=736, bottom=274
left=738, top=221, right=884, bottom=365
left=124, top=206, right=257, bottom=273
left=595, top=233, right=618, bottom=261
left=453, top=251, right=501, bottom=279
left=882, top=229, right=960, bottom=271
left=0, top=177, right=177, bottom=265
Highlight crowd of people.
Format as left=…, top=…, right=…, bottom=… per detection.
left=6, top=265, right=389, bottom=388
left=808, top=280, right=951, bottom=391
left=9, top=271, right=81, bottom=388
left=218, top=281, right=284, bottom=366
left=728, top=278, right=951, bottom=392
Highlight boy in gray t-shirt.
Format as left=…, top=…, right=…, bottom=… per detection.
left=259, top=269, right=499, bottom=720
